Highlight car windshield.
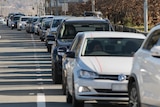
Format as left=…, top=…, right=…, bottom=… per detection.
left=82, top=38, right=144, bottom=56
left=13, top=16, right=20, bottom=21
left=52, top=19, right=62, bottom=28
left=58, top=22, right=111, bottom=39
left=21, top=18, right=29, bottom=21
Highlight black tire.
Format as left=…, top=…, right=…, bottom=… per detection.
left=66, top=84, right=72, bottom=104
left=72, top=80, right=84, bottom=107
left=47, top=46, right=51, bottom=53
left=52, top=62, right=61, bottom=84
left=128, top=82, right=141, bottom=107
left=62, top=70, right=66, bottom=95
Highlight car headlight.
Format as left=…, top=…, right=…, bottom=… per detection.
left=19, top=23, right=22, bottom=26
left=78, top=70, right=99, bottom=79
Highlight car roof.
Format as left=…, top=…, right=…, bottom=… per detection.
left=40, top=15, right=54, bottom=18
left=52, top=15, right=71, bottom=20
left=64, top=16, right=107, bottom=22
left=78, top=31, right=146, bottom=39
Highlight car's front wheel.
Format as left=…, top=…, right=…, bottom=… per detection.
left=72, top=80, right=84, bottom=107
left=128, top=82, right=141, bottom=107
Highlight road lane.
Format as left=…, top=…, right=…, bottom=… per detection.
left=0, top=24, right=128, bottom=107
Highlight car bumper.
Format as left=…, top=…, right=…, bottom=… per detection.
left=74, top=79, right=128, bottom=101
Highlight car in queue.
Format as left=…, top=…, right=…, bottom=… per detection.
left=25, top=16, right=39, bottom=33
left=128, top=25, right=160, bottom=107
left=51, top=16, right=114, bottom=85
left=39, top=18, right=52, bottom=41
left=45, top=15, right=71, bottom=52
left=63, top=31, right=145, bottom=107
left=10, top=15, right=22, bottom=29
left=17, top=16, right=31, bottom=31
left=34, top=15, right=54, bottom=35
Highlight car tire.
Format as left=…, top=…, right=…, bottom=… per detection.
left=52, top=62, right=61, bottom=84
left=47, top=46, right=51, bottom=53
left=128, top=82, right=141, bottom=107
left=66, top=84, right=72, bottom=104
left=62, top=70, right=66, bottom=95
left=72, top=79, right=84, bottom=107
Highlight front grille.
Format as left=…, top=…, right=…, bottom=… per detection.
left=95, top=75, right=129, bottom=80
left=95, top=89, right=127, bottom=93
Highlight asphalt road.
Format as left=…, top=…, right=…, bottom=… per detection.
left=0, top=24, right=128, bottom=107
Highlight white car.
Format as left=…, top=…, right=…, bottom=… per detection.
left=17, top=16, right=30, bottom=31
left=128, top=25, right=160, bottom=107
left=63, top=31, right=145, bottom=107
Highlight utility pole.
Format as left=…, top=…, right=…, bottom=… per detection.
left=92, top=0, right=95, bottom=12
left=144, top=0, right=148, bottom=32
left=55, top=0, right=58, bottom=15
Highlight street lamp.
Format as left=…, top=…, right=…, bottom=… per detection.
left=144, top=0, right=148, bottom=32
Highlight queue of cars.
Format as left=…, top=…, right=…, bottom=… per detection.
left=5, top=12, right=160, bottom=107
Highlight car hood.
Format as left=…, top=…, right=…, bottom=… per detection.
left=57, top=39, right=73, bottom=47
left=78, top=57, right=133, bottom=75
left=51, top=27, right=57, bottom=32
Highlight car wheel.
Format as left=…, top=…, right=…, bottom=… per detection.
left=52, top=62, right=61, bottom=84
left=66, top=84, right=72, bottom=103
left=47, top=46, right=51, bottom=53
left=62, top=70, right=66, bottom=95
left=72, top=80, right=84, bottom=107
left=129, top=82, right=141, bottom=107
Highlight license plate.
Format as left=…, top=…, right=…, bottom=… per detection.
left=112, top=83, right=127, bottom=91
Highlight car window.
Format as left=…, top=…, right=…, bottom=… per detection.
left=143, top=30, right=160, bottom=50
left=52, top=19, right=62, bottom=28
left=82, top=38, right=144, bottom=56
left=70, top=35, right=83, bottom=57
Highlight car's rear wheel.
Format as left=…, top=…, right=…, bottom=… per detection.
left=72, top=80, right=84, bottom=107
left=128, top=82, right=141, bottom=107
left=66, top=84, right=72, bottom=103
left=52, top=62, right=61, bottom=84
left=62, top=70, right=66, bottom=95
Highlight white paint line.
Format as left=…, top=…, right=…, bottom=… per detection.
left=37, top=93, right=46, bottom=107
left=37, top=78, right=43, bottom=81
left=37, top=74, right=42, bottom=76
left=38, top=87, right=44, bottom=90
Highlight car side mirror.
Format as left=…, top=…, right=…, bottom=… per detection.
left=151, top=45, right=160, bottom=58
left=66, top=51, right=75, bottom=58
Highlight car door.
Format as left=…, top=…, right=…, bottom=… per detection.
left=139, top=30, right=160, bottom=105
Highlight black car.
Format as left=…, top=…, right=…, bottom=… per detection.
left=51, top=17, right=114, bottom=85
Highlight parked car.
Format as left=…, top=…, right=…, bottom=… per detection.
left=0, top=17, right=5, bottom=24
left=17, top=16, right=30, bottom=31
left=39, top=18, right=52, bottom=41
left=34, top=15, right=54, bottom=35
left=10, top=15, right=22, bottom=29
left=51, top=16, right=114, bottom=84
left=45, top=16, right=70, bottom=52
left=25, top=16, right=39, bottom=33
left=128, top=25, right=160, bottom=107
left=6, top=12, right=25, bottom=26
left=63, top=31, right=145, bottom=107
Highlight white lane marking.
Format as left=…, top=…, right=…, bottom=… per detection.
left=37, top=93, right=46, bottom=107
left=31, top=34, right=46, bottom=107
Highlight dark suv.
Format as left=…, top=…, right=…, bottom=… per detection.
left=51, top=17, right=114, bottom=84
